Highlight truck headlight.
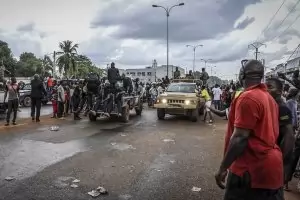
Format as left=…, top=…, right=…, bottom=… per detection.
left=185, top=100, right=190, bottom=105
left=162, top=99, right=167, bottom=104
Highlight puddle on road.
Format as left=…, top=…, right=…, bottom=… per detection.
left=0, top=139, right=88, bottom=181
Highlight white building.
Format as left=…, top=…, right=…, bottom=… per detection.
left=266, top=56, right=300, bottom=79
left=125, top=65, right=185, bottom=82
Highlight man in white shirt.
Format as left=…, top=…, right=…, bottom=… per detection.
left=212, top=84, right=222, bottom=110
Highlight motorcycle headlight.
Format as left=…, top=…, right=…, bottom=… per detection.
left=162, top=99, right=167, bottom=104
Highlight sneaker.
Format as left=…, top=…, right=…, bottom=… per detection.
left=36, top=119, right=40, bottom=122
left=12, top=122, right=17, bottom=125
left=209, top=120, right=213, bottom=123
left=4, top=123, right=9, bottom=126
left=32, top=117, right=35, bottom=121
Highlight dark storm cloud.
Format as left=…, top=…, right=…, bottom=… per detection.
left=236, top=17, right=255, bottom=29
left=17, top=22, right=35, bottom=32
left=90, top=0, right=261, bottom=42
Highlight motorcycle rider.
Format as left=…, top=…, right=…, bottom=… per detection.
left=149, top=84, right=158, bottom=106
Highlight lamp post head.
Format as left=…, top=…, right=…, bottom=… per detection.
left=152, top=5, right=158, bottom=7
left=178, top=3, right=185, bottom=6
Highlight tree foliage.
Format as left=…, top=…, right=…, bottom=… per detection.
left=0, top=39, right=103, bottom=79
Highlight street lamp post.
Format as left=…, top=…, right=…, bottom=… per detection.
left=152, top=3, right=185, bottom=79
left=186, top=44, right=203, bottom=73
left=200, top=59, right=212, bottom=69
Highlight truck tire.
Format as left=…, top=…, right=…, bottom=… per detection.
left=157, top=109, right=165, bottom=120
left=89, top=112, right=97, bottom=122
left=135, top=102, right=143, bottom=116
left=121, top=105, right=130, bottom=123
left=190, top=109, right=198, bottom=122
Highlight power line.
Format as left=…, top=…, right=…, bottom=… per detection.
left=256, top=0, right=287, bottom=42
left=272, top=0, right=300, bottom=33
left=248, top=42, right=266, bottom=60
left=285, top=44, right=300, bottom=63
left=272, top=13, right=300, bottom=41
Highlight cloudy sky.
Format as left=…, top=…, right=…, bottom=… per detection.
left=0, top=0, right=299, bottom=79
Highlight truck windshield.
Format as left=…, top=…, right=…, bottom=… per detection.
left=166, top=84, right=196, bottom=93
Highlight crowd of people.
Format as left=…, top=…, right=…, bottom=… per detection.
left=208, top=59, right=300, bottom=199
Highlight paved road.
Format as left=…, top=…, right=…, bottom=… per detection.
left=0, top=104, right=53, bottom=121
left=0, top=108, right=299, bottom=200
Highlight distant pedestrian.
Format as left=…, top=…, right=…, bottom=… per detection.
left=212, top=84, right=222, bottom=110
left=51, top=80, right=58, bottom=118
left=3, top=77, right=19, bottom=126
left=57, top=81, right=65, bottom=118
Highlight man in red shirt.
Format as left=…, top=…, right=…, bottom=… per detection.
left=215, top=60, right=284, bottom=200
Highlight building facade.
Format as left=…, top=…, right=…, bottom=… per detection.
left=265, top=56, right=300, bottom=80
left=125, top=65, right=185, bottom=82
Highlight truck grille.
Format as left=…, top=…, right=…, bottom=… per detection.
left=167, top=99, right=184, bottom=104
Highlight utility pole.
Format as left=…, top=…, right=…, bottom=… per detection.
left=186, top=44, right=203, bottom=73
left=152, top=3, right=185, bottom=79
left=248, top=42, right=266, bottom=60
left=53, top=51, right=56, bottom=77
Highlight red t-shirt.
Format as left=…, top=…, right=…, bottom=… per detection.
left=224, top=83, right=283, bottom=189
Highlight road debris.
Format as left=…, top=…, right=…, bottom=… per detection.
left=70, top=184, right=79, bottom=188
left=120, top=134, right=127, bottom=137
left=163, top=139, right=175, bottom=143
left=191, top=186, right=202, bottom=192
left=111, top=142, right=117, bottom=146
left=50, top=126, right=59, bottom=131
left=4, top=176, right=15, bottom=181
left=96, top=186, right=108, bottom=194
left=170, top=160, right=175, bottom=164
left=88, top=190, right=100, bottom=197
left=88, top=186, right=108, bottom=197
left=72, top=179, right=80, bottom=183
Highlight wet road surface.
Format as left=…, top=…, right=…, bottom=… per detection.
left=0, top=108, right=299, bottom=200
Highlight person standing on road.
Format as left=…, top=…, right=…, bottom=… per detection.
left=4, top=77, right=19, bottom=126
left=266, top=78, right=296, bottom=191
left=57, top=81, right=65, bottom=119
left=216, top=60, right=284, bottom=200
left=30, top=74, right=47, bottom=122
left=51, top=80, right=58, bottom=118
left=212, top=84, right=222, bottom=110
left=201, top=85, right=213, bottom=123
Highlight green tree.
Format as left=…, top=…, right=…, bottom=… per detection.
left=75, top=54, right=104, bottom=78
left=0, top=40, right=17, bottom=76
left=56, top=40, right=79, bottom=78
left=15, top=52, right=43, bottom=77
left=43, top=55, right=55, bottom=76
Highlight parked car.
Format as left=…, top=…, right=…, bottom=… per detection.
left=19, top=83, right=49, bottom=107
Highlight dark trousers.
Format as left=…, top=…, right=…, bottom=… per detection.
left=31, top=98, right=42, bottom=119
left=6, top=99, right=18, bottom=123
left=224, top=172, right=284, bottom=200
left=213, top=100, right=221, bottom=110
left=57, top=101, right=64, bottom=118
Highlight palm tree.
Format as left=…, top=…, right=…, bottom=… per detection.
left=56, top=40, right=79, bottom=78
left=42, top=55, right=55, bottom=76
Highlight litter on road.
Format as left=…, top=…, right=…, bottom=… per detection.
left=191, top=186, right=202, bottom=192
left=88, top=186, right=108, bottom=197
left=88, top=190, right=101, bottom=197
left=70, top=184, right=79, bottom=188
left=4, top=176, right=15, bottom=181
left=163, top=139, right=175, bottom=143
left=50, top=126, right=60, bottom=131
left=72, top=179, right=80, bottom=183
